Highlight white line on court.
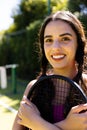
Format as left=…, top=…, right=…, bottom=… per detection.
left=0, top=100, right=17, bottom=113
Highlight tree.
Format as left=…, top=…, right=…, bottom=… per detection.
left=0, top=0, right=69, bottom=79
left=12, top=0, right=48, bottom=30
left=67, top=0, right=87, bottom=31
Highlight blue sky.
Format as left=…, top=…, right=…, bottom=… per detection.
left=0, top=0, right=21, bottom=31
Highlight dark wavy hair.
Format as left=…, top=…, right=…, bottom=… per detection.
left=39, top=11, right=86, bottom=89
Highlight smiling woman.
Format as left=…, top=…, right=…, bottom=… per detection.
left=12, top=10, right=87, bottom=130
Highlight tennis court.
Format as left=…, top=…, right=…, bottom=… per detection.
left=0, top=111, right=16, bottom=130
left=0, top=95, right=17, bottom=130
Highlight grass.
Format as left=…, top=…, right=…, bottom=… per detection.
left=0, top=76, right=29, bottom=110
left=0, top=77, right=30, bottom=130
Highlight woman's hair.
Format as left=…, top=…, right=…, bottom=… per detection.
left=39, top=10, right=87, bottom=84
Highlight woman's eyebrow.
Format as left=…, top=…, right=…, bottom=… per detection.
left=44, top=35, right=52, bottom=39
left=60, top=33, right=72, bottom=37
left=44, top=33, right=72, bottom=39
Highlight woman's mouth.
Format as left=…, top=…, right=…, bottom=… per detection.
left=51, top=54, right=66, bottom=60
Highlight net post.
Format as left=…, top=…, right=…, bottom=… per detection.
left=11, top=64, right=18, bottom=94
left=5, top=64, right=18, bottom=94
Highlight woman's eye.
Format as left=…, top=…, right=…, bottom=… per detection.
left=62, top=37, right=70, bottom=41
left=45, top=39, right=53, bottom=43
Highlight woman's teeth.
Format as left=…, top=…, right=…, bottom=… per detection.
left=52, top=55, right=65, bottom=59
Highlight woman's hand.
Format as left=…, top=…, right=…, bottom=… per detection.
left=56, top=104, right=87, bottom=130
left=17, top=96, right=59, bottom=130
left=17, top=96, right=40, bottom=128
left=17, top=96, right=87, bottom=130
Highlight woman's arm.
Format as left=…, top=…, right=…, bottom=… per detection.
left=12, top=78, right=61, bottom=130
left=12, top=115, right=27, bottom=130
left=12, top=79, right=37, bottom=130
left=55, top=104, right=87, bottom=130
left=18, top=96, right=87, bottom=130
left=12, top=78, right=87, bottom=130
left=17, top=97, right=61, bottom=130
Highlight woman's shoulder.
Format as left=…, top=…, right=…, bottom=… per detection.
left=23, top=79, right=37, bottom=96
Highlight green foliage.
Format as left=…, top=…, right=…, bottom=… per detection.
left=0, top=20, right=42, bottom=80
left=0, top=0, right=71, bottom=80
left=67, top=0, right=87, bottom=13
left=0, top=37, right=14, bottom=65
left=51, top=0, right=68, bottom=12
left=79, top=15, right=87, bottom=32
left=12, top=0, right=48, bottom=30
left=17, top=20, right=42, bottom=79
left=67, top=0, right=87, bottom=34
left=67, top=0, right=81, bottom=12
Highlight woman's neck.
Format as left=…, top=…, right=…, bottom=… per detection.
left=53, top=65, right=78, bottom=79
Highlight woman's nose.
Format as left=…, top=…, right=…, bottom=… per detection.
left=52, top=40, right=61, bottom=49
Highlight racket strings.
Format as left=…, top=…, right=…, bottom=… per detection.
left=67, top=86, right=86, bottom=104
left=28, top=75, right=87, bottom=123
left=52, top=79, right=70, bottom=105
left=64, top=83, right=87, bottom=117
left=30, top=79, right=54, bottom=103
left=29, top=79, right=55, bottom=123
left=51, top=78, right=71, bottom=122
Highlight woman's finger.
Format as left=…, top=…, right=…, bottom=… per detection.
left=17, top=118, right=22, bottom=125
left=23, top=95, right=32, bottom=106
left=18, top=107, right=22, bottom=118
left=71, top=104, right=87, bottom=114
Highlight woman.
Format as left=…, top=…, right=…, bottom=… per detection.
left=12, top=10, right=87, bottom=130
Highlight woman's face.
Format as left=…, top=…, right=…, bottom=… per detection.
left=44, top=20, right=77, bottom=70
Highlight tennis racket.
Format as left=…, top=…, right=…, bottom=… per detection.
left=27, top=74, right=87, bottom=125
